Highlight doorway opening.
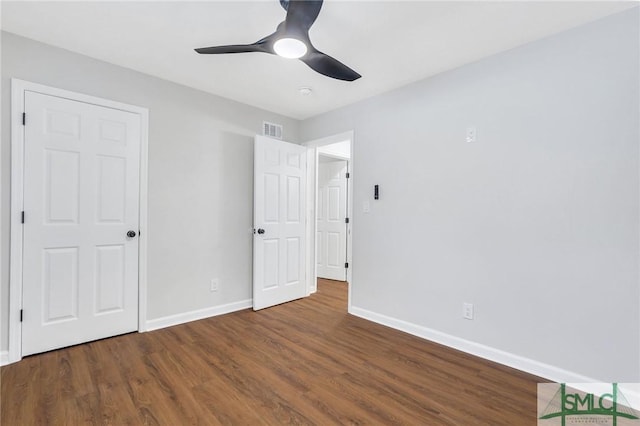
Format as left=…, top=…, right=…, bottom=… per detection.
left=317, top=155, right=348, bottom=282
left=303, top=132, right=353, bottom=312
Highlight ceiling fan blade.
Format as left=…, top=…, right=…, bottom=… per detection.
left=285, top=0, right=324, bottom=30
left=301, top=50, right=361, bottom=81
left=195, top=27, right=281, bottom=55
left=195, top=43, right=268, bottom=54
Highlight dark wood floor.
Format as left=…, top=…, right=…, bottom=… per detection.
left=2, top=279, right=543, bottom=425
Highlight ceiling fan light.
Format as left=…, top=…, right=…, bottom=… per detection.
left=274, top=38, right=307, bottom=59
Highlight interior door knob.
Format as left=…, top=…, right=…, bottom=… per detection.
left=257, top=228, right=265, bottom=235
left=127, top=230, right=137, bottom=238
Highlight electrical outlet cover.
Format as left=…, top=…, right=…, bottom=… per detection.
left=463, top=303, right=474, bottom=320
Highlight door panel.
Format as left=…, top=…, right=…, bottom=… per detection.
left=286, top=176, right=301, bottom=221
left=95, top=245, right=126, bottom=313
left=327, top=232, right=341, bottom=267
left=97, top=156, right=126, bottom=222
left=253, top=136, right=307, bottom=310
left=263, top=239, right=279, bottom=289
left=317, top=160, right=347, bottom=281
left=22, top=91, right=141, bottom=356
left=286, top=238, right=300, bottom=284
left=45, top=149, right=80, bottom=223
left=43, top=247, right=79, bottom=323
left=328, top=186, right=340, bottom=220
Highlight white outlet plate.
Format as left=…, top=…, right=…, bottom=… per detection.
left=210, top=279, right=219, bottom=292
left=463, top=302, right=474, bottom=320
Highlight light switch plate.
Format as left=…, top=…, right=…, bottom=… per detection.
left=466, top=127, right=477, bottom=143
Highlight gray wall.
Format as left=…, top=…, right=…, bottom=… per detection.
left=1, top=32, right=299, bottom=351
left=300, top=8, right=639, bottom=382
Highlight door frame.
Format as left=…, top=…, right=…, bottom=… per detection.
left=303, top=131, right=354, bottom=311
left=7, top=79, right=149, bottom=364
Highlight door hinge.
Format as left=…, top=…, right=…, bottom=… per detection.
left=20, top=310, right=23, bottom=322
left=346, top=172, right=350, bottom=179
left=22, top=112, right=26, bottom=126
left=21, top=211, right=25, bottom=224
left=345, top=217, right=350, bottom=224
left=345, top=262, right=349, bottom=268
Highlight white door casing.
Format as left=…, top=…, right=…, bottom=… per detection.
left=253, top=136, right=307, bottom=310
left=20, top=90, right=141, bottom=356
left=302, top=131, right=354, bottom=297
left=316, top=160, right=348, bottom=281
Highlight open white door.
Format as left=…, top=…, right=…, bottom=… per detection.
left=253, top=136, right=307, bottom=310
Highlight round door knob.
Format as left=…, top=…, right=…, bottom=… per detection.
left=257, top=228, right=265, bottom=235
left=127, top=230, right=137, bottom=238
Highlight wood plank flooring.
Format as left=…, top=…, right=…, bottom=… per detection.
left=2, top=279, right=544, bottom=425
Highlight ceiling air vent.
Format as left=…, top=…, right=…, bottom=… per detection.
left=263, top=121, right=283, bottom=140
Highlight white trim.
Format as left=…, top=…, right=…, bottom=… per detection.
left=8, top=79, right=149, bottom=364
left=346, top=136, right=353, bottom=294
left=145, top=300, right=253, bottom=332
left=349, top=305, right=599, bottom=384
left=346, top=135, right=354, bottom=311
left=8, top=80, right=26, bottom=364
left=304, top=147, right=317, bottom=295
left=0, top=30, right=3, bottom=368
left=137, top=108, right=150, bottom=332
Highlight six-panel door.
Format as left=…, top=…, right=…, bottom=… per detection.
left=253, top=136, right=307, bottom=310
left=22, top=91, right=141, bottom=356
left=317, top=159, right=348, bottom=281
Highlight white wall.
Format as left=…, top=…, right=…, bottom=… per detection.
left=0, top=32, right=300, bottom=352
left=300, top=8, right=640, bottom=382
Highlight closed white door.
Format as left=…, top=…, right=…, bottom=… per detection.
left=317, top=159, right=347, bottom=281
left=253, top=136, right=307, bottom=310
left=22, top=91, right=141, bottom=356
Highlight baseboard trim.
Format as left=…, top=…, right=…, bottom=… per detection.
left=348, top=305, right=597, bottom=384
left=0, top=350, right=9, bottom=366
left=146, top=299, right=253, bottom=332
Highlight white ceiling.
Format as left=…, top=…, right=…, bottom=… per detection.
left=1, top=1, right=636, bottom=120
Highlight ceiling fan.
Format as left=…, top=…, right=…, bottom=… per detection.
left=195, top=0, right=361, bottom=82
